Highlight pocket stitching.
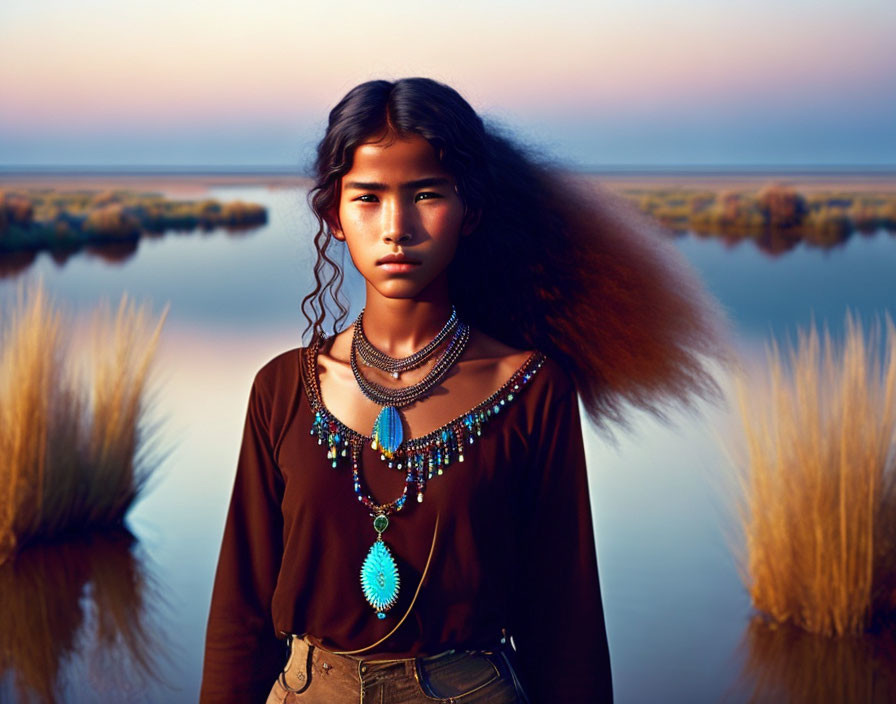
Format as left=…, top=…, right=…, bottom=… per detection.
left=413, top=652, right=503, bottom=701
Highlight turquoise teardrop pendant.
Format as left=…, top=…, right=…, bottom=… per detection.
left=360, top=515, right=400, bottom=619
left=371, top=405, right=403, bottom=459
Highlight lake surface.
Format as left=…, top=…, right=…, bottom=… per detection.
left=1, top=177, right=895, bottom=703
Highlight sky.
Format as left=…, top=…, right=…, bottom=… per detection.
left=1, top=0, right=894, bottom=169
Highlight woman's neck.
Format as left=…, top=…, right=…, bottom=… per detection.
left=360, top=294, right=453, bottom=358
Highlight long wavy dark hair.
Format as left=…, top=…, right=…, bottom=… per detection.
left=301, top=77, right=734, bottom=437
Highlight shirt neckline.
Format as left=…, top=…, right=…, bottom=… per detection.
left=300, top=335, right=545, bottom=448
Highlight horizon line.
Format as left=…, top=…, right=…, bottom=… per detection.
left=3, top=163, right=896, bottom=177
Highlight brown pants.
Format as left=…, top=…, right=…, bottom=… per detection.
left=265, top=634, right=530, bottom=703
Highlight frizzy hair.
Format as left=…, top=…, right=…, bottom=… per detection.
left=301, top=77, right=734, bottom=438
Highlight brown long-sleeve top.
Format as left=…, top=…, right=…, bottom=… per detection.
left=199, top=345, right=612, bottom=703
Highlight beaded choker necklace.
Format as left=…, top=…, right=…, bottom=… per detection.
left=303, top=335, right=546, bottom=619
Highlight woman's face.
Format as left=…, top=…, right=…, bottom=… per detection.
left=332, top=132, right=474, bottom=301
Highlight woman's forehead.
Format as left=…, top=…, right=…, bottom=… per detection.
left=345, top=134, right=450, bottom=181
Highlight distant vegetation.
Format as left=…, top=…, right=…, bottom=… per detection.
left=0, top=188, right=267, bottom=254
left=729, top=311, right=896, bottom=636
left=622, top=182, right=896, bottom=251
left=0, top=280, right=168, bottom=562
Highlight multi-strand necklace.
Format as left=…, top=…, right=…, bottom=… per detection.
left=304, top=327, right=546, bottom=620
left=350, top=308, right=470, bottom=460
left=354, top=306, right=459, bottom=379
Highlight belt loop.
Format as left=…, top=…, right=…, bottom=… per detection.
left=282, top=633, right=314, bottom=694
left=500, top=626, right=519, bottom=653
left=281, top=632, right=294, bottom=661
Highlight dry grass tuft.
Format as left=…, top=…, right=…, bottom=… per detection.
left=0, top=279, right=168, bottom=562
left=730, top=310, right=896, bottom=636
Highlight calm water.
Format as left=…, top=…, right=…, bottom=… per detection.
left=1, top=179, right=895, bottom=703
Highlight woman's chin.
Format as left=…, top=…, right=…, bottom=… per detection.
left=372, top=285, right=427, bottom=300
left=367, top=278, right=437, bottom=301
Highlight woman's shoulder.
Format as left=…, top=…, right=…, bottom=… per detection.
left=533, top=354, right=575, bottom=393
left=466, top=328, right=575, bottom=405
left=251, top=345, right=306, bottom=396
left=523, top=354, right=577, bottom=414
left=465, top=328, right=531, bottom=376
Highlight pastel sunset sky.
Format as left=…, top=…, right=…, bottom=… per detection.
left=2, top=0, right=894, bottom=168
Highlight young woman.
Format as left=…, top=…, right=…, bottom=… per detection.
left=199, top=78, right=730, bottom=704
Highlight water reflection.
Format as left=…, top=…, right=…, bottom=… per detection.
left=730, top=616, right=896, bottom=703
left=0, top=250, right=37, bottom=278
left=0, top=224, right=264, bottom=279
left=46, top=247, right=79, bottom=268
left=0, top=529, right=167, bottom=704
left=688, top=225, right=860, bottom=256
left=83, top=240, right=140, bottom=265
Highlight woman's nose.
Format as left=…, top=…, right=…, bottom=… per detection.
left=382, top=200, right=413, bottom=244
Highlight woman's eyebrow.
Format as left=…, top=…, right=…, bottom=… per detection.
left=344, top=177, right=452, bottom=191
left=403, top=177, right=451, bottom=189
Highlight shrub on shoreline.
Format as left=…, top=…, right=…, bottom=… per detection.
left=619, top=181, right=896, bottom=245
left=0, top=188, right=267, bottom=253
left=0, top=280, right=169, bottom=561
left=730, top=311, right=896, bottom=636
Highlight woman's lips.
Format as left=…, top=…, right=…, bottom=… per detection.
left=376, top=254, right=421, bottom=272
left=378, top=261, right=421, bottom=273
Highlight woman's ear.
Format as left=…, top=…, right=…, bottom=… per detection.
left=325, top=209, right=345, bottom=241
left=461, top=208, right=481, bottom=237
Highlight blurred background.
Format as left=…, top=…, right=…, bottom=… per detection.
left=2, top=1, right=895, bottom=702
left=3, top=0, right=894, bottom=169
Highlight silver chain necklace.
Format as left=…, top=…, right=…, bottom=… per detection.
left=354, top=306, right=458, bottom=379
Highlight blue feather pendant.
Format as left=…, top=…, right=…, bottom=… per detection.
left=371, top=405, right=403, bottom=458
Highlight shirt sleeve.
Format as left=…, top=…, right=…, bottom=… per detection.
left=199, top=374, right=287, bottom=704
left=510, top=381, right=614, bottom=704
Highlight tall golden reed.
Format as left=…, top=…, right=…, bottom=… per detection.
left=0, top=279, right=168, bottom=562
left=731, top=310, right=896, bottom=636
